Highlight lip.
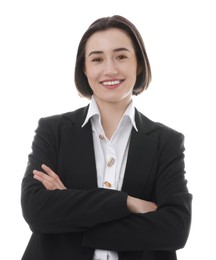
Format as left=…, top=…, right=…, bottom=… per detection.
left=100, top=79, right=124, bottom=89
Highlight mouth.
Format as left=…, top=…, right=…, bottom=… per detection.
left=100, top=79, right=124, bottom=89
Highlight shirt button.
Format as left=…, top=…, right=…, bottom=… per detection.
left=107, top=157, right=115, bottom=167
left=99, top=134, right=105, bottom=140
left=104, top=181, right=112, bottom=188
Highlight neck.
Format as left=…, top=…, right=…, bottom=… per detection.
left=93, top=96, right=132, bottom=139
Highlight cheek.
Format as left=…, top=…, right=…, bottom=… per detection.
left=127, top=64, right=137, bottom=80
left=84, top=61, right=93, bottom=78
left=85, top=67, right=100, bottom=83
left=85, top=71, right=94, bottom=83
left=85, top=63, right=93, bottom=77
left=84, top=68, right=98, bottom=90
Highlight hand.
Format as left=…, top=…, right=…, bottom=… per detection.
left=33, top=164, right=67, bottom=190
left=127, top=195, right=157, bottom=214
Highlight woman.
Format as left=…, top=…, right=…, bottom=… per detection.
left=21, top=15, right=192, bottom=260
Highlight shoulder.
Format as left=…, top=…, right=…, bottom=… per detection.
left=37, top=106, right=89, bottom=128
left=135, top=109, right=184, bottom=144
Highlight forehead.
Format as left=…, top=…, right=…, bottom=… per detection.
left=85, top=28, right=134, bottom=52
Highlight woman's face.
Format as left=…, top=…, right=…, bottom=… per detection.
left=84, top=28, right=138, bottom=106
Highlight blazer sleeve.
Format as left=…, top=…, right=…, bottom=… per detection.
left=82, top=129, right=192, bottom=251
left=21, top=116, right=130, bottom=234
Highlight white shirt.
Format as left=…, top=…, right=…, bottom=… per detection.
left=82, top=97, right=138, bottom=260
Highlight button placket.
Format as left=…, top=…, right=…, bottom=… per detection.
left=107, top=157, right=115, bottom=167
left=103, top=142, right=116, bottom=189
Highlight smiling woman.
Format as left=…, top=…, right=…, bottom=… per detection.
left=84, top=28, right=138, bottom=109
left=21, top=15, right=192, bottom=260
left=75, top=15, right=151, bottom=99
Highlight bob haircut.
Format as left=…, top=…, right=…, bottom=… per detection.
left=75, top=15, right=152, bottom=98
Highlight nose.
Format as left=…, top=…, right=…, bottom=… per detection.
left=104, top=59, right=118, bottom=75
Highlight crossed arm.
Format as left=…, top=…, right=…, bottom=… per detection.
left=22, top=116, right=192, bottom=251
left=33, top=164, right=158, bottom=214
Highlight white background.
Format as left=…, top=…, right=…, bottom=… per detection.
left=0, top=0, right=215, bottom=259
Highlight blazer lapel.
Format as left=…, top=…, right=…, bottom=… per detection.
left=121, top=110, right=158, bottom=198
left=60, top=107, right=98, bottom=189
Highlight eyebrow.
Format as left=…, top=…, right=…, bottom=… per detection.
left=88, top=47, right=130, bottom=57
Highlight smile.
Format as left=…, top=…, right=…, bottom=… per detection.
left=102, top=80, right=121, bottom=86
left=101, top=79, right=123, bottom=89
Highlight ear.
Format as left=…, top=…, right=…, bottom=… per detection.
left=137, top=64, right=142, bottom=75
left=83, top=65, right=86, bottom=76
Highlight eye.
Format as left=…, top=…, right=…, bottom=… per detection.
left=116, top=55, right=127, bottom=60
left=91, top=57, right=103, bottom=63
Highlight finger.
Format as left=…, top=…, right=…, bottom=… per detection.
left=33, top=171, right=57, bottom=190
left=33, top=169, right=66, bottom=190
left=41, top=165, right=66, bottom=189
left=33, top=170, right=54, bottom=182
left=33, top=171, right=44, bottom=182
left=34, top=176, right=56, bottom=190
left=41, top=164, right=59, bottom=179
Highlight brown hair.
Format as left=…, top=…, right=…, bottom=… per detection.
left=74, top=15, right=152, bottom=98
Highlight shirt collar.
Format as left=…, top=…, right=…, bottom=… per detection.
left=82, top=96, right=138, bottom=131
left=81, top=96, right=100, bottom=127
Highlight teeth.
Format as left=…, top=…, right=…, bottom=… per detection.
left=102, top=80, right=120, bottom=86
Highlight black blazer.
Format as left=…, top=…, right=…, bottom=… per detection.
left=21, top=106, right=192, bottom=260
